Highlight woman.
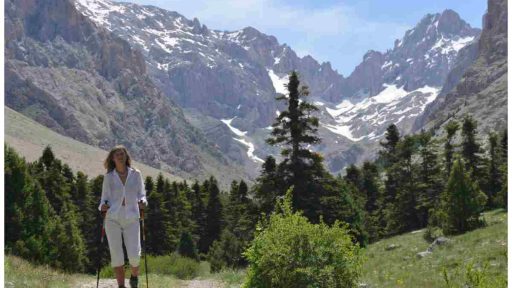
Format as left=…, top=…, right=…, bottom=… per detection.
left=99, top=145, right=148, bottom=288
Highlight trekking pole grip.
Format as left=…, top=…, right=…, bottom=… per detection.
left=101, top=200, right=109, bottom=218
left=139, top=200, right=145, bottom=219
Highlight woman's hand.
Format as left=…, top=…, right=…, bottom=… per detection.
left=138, top=201, right=147, bottom=210
left=100, top=204, right=110, bottom=212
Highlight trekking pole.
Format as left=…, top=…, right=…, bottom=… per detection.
left=96, top=200, right=108, bottom=288
left=139, top=200, right=149, bottom=288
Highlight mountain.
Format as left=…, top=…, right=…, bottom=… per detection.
left=414, top=0, right=507, bottom=135
left=74, top=0, right=482, bottom=174
left=4, top=0, right=250, bottom=187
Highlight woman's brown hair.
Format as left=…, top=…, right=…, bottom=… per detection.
left=104, top=144, right=132, bottom=172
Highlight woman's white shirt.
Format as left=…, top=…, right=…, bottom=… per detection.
left=98, top=166, right=148, bottom=219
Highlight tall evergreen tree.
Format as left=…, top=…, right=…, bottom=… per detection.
left=50, top=202, right=88, bottom=272
left=146, top=175, right=174, bottom=254
left=360, top=161, right=382, bottom=242
left=88, top=175, right=110, bottom=273
left=161, top=178, right=180, bottom=251
left=485, top=132, right=502, bottom=207
left=203, top=177, right=223, bottom=254
left=386, top=135, right=420, bottom=234
left=416, top=131, right=443, bottom=227
left=5, top=146, right=54, bottom=264
left=178, top=231, right=199, bottom=260
left=379, top=124, right=401, bottom=167
left=461, top=115, right=483, bottom=178
left=444, top=120, right=460, bottom=177
left=266, top=70, right=323, bottom=220
left=253, top=156, right=283, bottom=216
left=438, top=158, right=487, bottom=235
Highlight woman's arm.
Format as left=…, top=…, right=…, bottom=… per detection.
left=98, top=174, right=110, bottom=211
left=137, top=171, right=148, bottom=206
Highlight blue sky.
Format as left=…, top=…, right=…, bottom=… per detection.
left=129, top=0, right=486, bottom=76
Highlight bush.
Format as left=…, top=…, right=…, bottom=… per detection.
left=207, top=229, right=245, bottom=272
left=242, top=188, right=363, bottom=288
left=178, top=231, right=199, bottom=260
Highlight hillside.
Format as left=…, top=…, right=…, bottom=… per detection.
left=361, top=209, right=507, bottom=287
left=5, top=106, right=182, bottom=182
left=6, top=209, right=506, bottom=287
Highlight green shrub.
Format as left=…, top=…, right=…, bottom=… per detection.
left=207, top=229, right=245, bottom=273
left=178, top=231, right=199, bottom=260
left=242, top=188, right=363, bottom=288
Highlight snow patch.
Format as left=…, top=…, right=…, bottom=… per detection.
left=220, top=117, right=247, bottom=137
left=221, top=117, right=264, bottom=163
left=267, top=69, right=288, bottom=95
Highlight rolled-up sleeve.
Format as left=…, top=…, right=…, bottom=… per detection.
left=98, top=174, right=110, bottom=211
left=137, top=171, right=148, bottom=205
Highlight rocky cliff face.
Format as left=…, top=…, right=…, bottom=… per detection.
left=73, top=0, right=483, bottom=174
left=415, top=0, right=507, bottom=135
left=5, top=0, right=249, bottom=184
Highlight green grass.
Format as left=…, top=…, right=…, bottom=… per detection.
left=5, top=255, right=90, bottom=288
left=361, top=209, right=508, bottom=287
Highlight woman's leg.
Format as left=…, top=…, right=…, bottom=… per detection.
left=123, top=218, right=142, bottom=275
left=105, top=218, right=125, bottom=286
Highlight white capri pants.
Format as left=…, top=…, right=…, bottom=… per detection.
left=105, top=208, right=141, bottom=268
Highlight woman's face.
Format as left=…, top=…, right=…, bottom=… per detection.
left=113, top=149, right=127, bottom=166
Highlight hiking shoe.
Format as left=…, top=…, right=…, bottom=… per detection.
left=129, top=275, right=138, bottom=288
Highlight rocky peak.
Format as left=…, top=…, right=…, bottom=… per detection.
left=343, top=8, right=481, bottom=97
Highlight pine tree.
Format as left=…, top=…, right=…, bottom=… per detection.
left=146, top=175, right=174, bottom=255
left=379, top=124, right=401, bottom=236
left=319, top=178, right=368, bottom=245
left=178, top=231, right=199, bottom=260
left=203, top=176, right=223, bottom=254
left=485, top=132, right=502, bottom=207
left=191, top=181, right=207, bottom=248
left=438, top=158, right=487, bottom=235
left=5, top=146, right=54, bottom=264
left=88, top=175, right=110, bottom=273
left=344, top=164, right=362, bottom=191
left=416, top=131, right=443, bottom=227
left=209, top=180, right=258, bottom=270
left=172, top=181, right=194, bottom=236
left=496, top=129, right=508, bottom=209
left=254, top=156, right=283, bottom=216
left=360, top=161, right=382, bottom=242
left=36, top=152, right=73, bottom=215
left=207, top=229, right=243, bottom=272
left=461, top=115, right=483, bottom=178
left=50, top=202, right=88, bottom=272
left=266, top=70, right=323, bottom=220
left=386, top=135, right=420, bottom=234
left=444, top=120, right=460, bottom=177
left=380, top=124, right=401, bottom=205
left=41, top=145, right=55, bottom=169
left=379, top=124, right=401, bottom=167
left=161, top=177, right=180, bottom=252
